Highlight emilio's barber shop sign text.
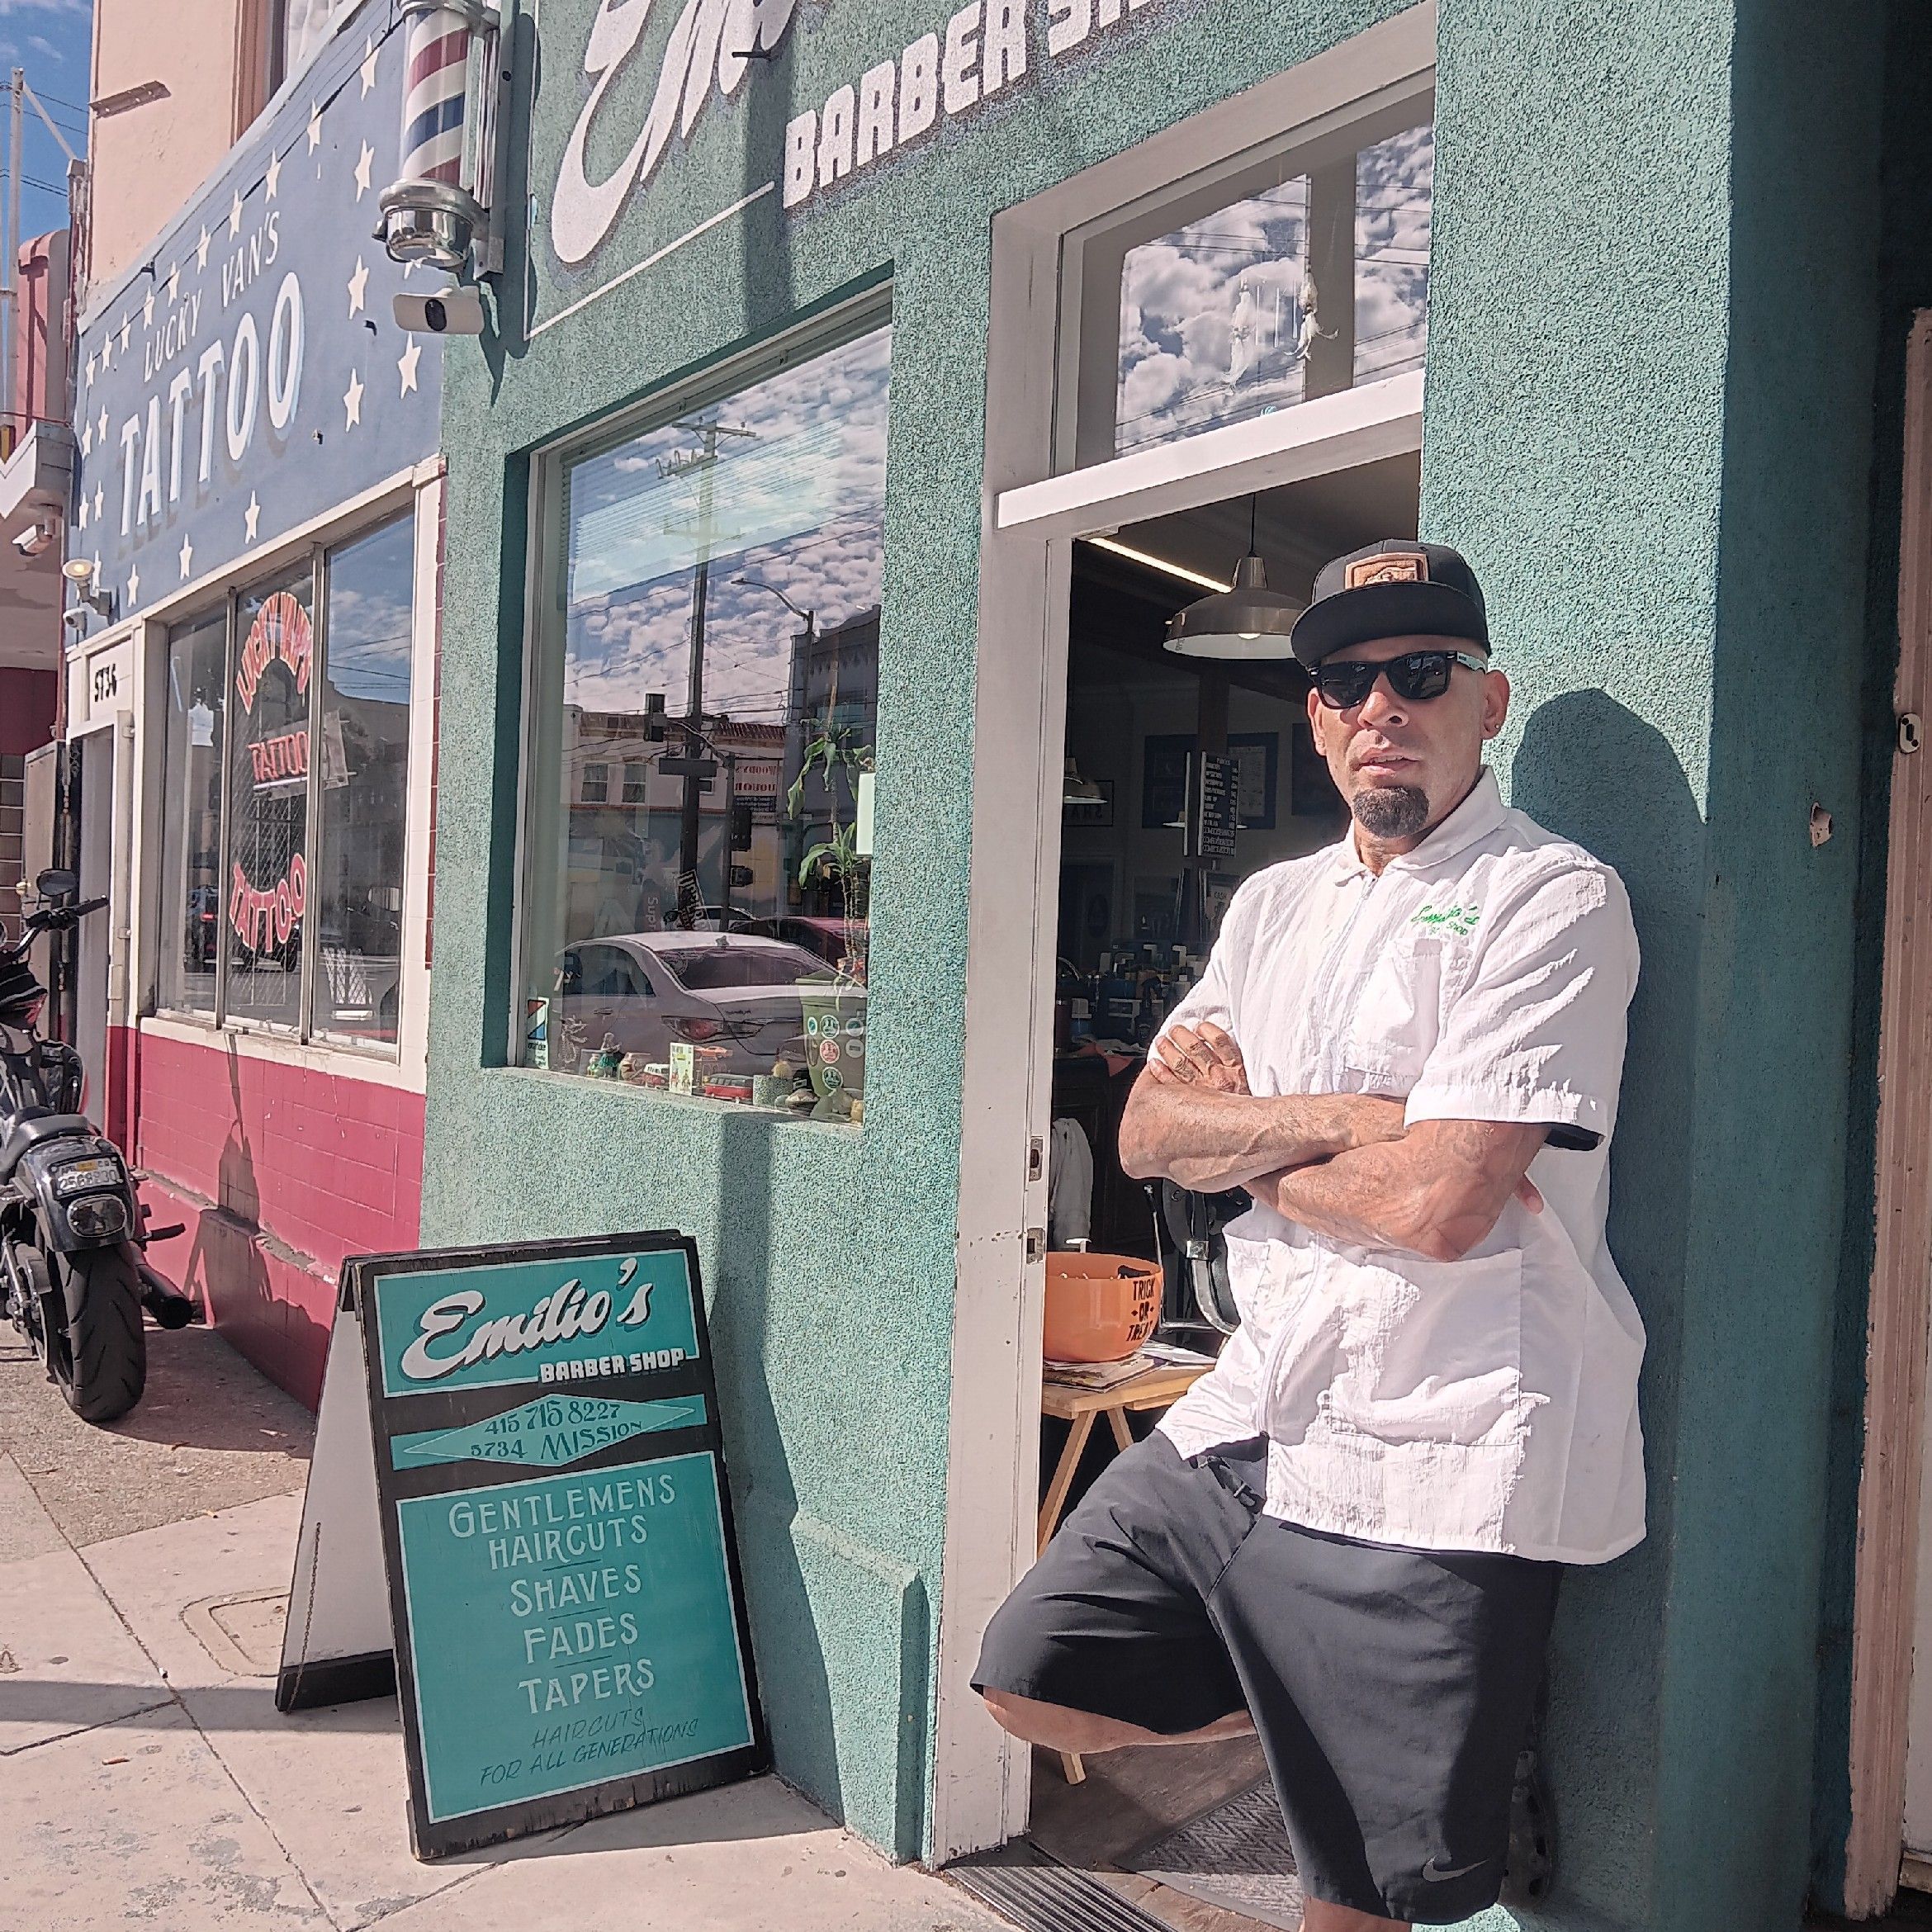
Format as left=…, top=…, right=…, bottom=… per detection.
left=552, top=0, right=1166, bottom=266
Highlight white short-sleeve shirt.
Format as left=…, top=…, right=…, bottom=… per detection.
left=1155, top=769, right=1646, bottom=1564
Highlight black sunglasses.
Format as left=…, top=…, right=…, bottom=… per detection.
left=1313, top=649, right=1490, bottom=710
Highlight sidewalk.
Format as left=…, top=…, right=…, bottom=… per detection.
left=0, top=1328, right=1003, bottom=1932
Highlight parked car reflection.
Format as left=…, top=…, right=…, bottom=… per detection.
left=746, top=916, right=869, bottom=977
left=552, top=931, right=855, bottom=1078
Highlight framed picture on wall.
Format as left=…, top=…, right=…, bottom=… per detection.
left=1063, top=778, right=1115, bottom=827
left=1291, top=719, right=1345, bottom=819
left=1142, top=737, right=1191, bottom=828
left=1227, top=734, right=1278, bottom=831
left=1143, top=732, right=1279, bottom=830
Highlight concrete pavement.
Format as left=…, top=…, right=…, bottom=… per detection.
left=0, top=1327, right=1005, bottom=1932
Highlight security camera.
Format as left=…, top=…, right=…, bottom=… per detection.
left=12, top=518, right=56, bottom=558
left=62, top=606, right=88, bottom=630
left=393, top=286, right=485, bottom=336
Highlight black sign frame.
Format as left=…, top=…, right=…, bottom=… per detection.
left=1186, top=749, right=1240, bottom=861
left=353, top=1229, right=767, bottom=1860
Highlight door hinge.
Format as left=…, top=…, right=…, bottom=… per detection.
left=1027, top=1136, right=1044, bottom=1183
left=1025, top=1227, right=1046, bottom=1264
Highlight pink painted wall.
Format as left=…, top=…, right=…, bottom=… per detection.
left=133, top=1027, right=424, bottom=1408
left=87, top=0, right=256, bottom=294
left=14, top=230, right=69, bottom=433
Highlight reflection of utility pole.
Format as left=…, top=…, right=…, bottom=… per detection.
left=736, top=576, right=816, bottom=909
left=720, top=751, right=737, bottom=926
left=659, top=416, right=752, bottom=925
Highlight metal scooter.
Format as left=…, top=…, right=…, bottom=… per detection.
left=0, top=868, right=197, bottom=1423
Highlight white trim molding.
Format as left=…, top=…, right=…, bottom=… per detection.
left=929, top=0, right=1437, bottom=1863
left=996, top=369, right=1424, bottom=541
left=1844, top=311, right=1932, bottom=1919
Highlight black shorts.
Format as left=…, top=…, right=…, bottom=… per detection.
left=973, top=1432, right=1560, bottom=1925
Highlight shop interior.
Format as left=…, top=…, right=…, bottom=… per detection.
left=1026, top=450, right=1419, bottom=1932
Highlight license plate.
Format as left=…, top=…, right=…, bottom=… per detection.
left=54, top=1159, right=119, bottom=1195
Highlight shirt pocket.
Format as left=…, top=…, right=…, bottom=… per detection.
left=1338, top=931, right=1444, bottom=1087
left=1319, top=1247, right=1526, bottom=1449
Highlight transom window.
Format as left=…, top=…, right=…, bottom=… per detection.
left=1063, top=92, right=1432, bottom=469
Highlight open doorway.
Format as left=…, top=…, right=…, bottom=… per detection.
left=1020, top=449, right=1419, bottom=1931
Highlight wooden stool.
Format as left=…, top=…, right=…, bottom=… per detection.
left=1037, top=1358, right=1211, bottom=1784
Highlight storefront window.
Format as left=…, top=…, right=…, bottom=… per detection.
left=521, top=322, right=892, bottom=1121
left=226, top=568, right=315, bottom=1032
left=157, top=610, right=228, bottom=1016
left=1068, top=102, right=1432, bottom=466
left=153, top=512, right=414, bottom=1049
left=313, top=518, right=414, bottom=1044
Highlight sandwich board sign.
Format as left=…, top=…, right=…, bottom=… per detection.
left=277, top=1231, right=765, bottom=1859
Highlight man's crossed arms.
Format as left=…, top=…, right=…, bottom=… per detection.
left=1118, top=1020, right=1545, bottom=1265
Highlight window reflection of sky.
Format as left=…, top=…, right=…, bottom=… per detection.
left=325, top=517, right=414, bottom=706
left=1114, top=124, right=1431, bottom=458
left=1354, top=125, right=1432, bottom=382
left=564, top=330, right=892, bottom=723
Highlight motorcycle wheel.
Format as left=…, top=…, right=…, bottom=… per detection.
left=52, top=1245, right=147, bottom=1423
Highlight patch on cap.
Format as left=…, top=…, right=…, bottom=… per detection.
left=1343, top=551, right=1428, bottom=590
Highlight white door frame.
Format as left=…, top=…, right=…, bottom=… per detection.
left=927, top=2, right=1437, bottom=1861
left=1844, top=311, right=1932, bottom=1919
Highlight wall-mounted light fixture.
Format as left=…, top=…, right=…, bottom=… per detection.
left=61, top=554, right=114, bottom=625
left=376, top=0, right=508, bottom=277
left=1163, top=497, right=1302, bottom=661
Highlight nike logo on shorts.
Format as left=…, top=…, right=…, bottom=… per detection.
left=1421, top=1855, right=1489, bottom=1883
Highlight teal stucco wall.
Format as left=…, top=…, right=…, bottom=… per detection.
left=426, top=0, right=1891, bottom=1919
left=1432, top=2, right=1884, bottom=1924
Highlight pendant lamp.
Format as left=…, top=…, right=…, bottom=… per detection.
left=1163, top=497, right=1301, bottom=661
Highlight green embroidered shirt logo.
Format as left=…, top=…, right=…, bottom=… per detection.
left=1412, top=901, right=1481, bottom=937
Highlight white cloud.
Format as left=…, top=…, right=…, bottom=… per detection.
left=1111, top=122, right=1432, bottom=455
left=0, top=1, right=88, bottom=17
left=26, top=33, right=60, bottom=59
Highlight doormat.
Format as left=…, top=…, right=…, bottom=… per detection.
left=1125, top=1780, right=1305, bottom=1930
left=948, top=1840, right=1171, bottom=1932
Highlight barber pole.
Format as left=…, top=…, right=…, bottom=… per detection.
left=400, top=8, right=471, bottom=186
left=376, top=0, right=506, bottom=275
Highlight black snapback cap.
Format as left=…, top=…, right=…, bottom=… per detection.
left=1289, top=540, right=1489, bottom=667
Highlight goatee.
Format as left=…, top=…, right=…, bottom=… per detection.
left=1352, top=784, right=1430, bottom=840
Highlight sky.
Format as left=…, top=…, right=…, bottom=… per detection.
left=1115, top=120, right=1432, bottom=458
left=563, top=327, right=893, bottom=726
left=0, top=0, right=90, bottom=245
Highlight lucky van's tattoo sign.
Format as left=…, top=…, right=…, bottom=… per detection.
left=283, top=1232, right=765, bottom=1860
left=69, top=0, right=443, bottom=616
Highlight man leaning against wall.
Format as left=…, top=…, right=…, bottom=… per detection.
left=973, top=542, right=1646, bottom=1932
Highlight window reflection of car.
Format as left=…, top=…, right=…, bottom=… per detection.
left=552, top=932, right=850, bottom=1076
left=747, top=916, right=869, bottom=973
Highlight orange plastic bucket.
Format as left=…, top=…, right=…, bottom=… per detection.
left=1043, top=1252, right=1162, bottom=1362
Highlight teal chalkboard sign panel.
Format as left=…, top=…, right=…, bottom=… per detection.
left=353, top=1231, right=765, bottom=1859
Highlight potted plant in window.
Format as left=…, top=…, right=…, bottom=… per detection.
left=788, top=717, right=872, bottom=1117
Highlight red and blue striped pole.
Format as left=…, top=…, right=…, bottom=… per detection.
left=377, top=0, right=504, bottom=275
left=400, top=7, right=471, bottom=187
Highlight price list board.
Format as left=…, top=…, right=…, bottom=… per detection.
left=1187, top=750, right=1241, bottom=861
left=354, top=1231, right=765, bottom=1858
